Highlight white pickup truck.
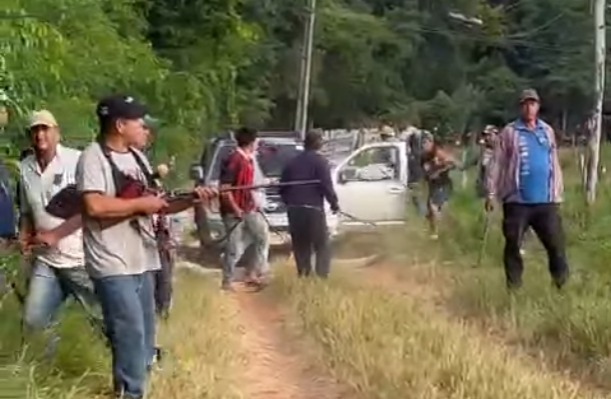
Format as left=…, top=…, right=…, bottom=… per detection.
left=191, top=134, right=408, bottom=247
left=330, top=139, right=408, bottom=232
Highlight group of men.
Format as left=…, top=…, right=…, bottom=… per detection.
left=15, top=95, right=216, bottom=399
left=7, top=96, right=341, bottom=398
left=3, top=86, right=571, bottom=397
left=419, top=88, right=569, bottom=290
left=383, top=88, right=569, bottom=290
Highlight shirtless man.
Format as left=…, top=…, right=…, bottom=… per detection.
left=421, top=134, right=459, bottom=239
left=77, top=95, right=216, bottom=399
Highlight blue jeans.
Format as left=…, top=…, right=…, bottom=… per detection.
left=23, top=260, right=102, bottom=353
left=222, top=212, right=269, bottom=286
left=94, top=273, right=155, bottom=399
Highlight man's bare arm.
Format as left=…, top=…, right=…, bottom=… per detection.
left=220, top=184, right=242, bottom=214
left=50, top=214, right=82, bottom=239
left=19, top=213, right=34, bottom=245
left=83, top=192, right=143, bottom=219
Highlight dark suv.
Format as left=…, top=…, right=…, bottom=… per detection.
left=190, top=131, right=303, bottom=249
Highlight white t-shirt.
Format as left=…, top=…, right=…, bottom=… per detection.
left=76, top=142, right=160, bottom=278
left=19, top=145, right=84, bottom=268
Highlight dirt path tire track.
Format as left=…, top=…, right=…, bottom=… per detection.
left=231, top=285, right=353, bottom=399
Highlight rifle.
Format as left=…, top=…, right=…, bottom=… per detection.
left=45, top=179, right=321, bottom=221
left=167, top=179, right=321, bottom=201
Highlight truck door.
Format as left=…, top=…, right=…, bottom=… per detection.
left=333, top=142, right=407, bottom=224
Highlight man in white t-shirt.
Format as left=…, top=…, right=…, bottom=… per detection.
left=77, top=95, right=216, bottom=399
left=18, top=110, right=101, bottom=344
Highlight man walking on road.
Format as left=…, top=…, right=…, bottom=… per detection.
left=485, top=89, right=568, bottom=290
left=219, top=127, right=270, bottom=291
left=18, top=110, right=102, bottom=352
left=279, top=131, right=339, bottom=278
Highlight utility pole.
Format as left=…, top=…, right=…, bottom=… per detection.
left=586, top=0, right=606, bottom=204
left=294, top=0, right=317, bottom=140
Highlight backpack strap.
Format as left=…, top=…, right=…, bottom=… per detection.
left=97, top=140, right=127, bottom=192
left=128, top=148, right=156, bottom=189
left=96, top=139, right=156, bottom=191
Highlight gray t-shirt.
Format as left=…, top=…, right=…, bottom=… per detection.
left=76, top=142, right=161, bottom=278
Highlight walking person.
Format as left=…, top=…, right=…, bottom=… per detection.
left=485, top=89, right=568, bottom=290
left=407, top=131, right=427, bottom=216
left=219, top=127, right=269, bottom=291
left=475, top=125, right=498, bottom=199
left=77, top=95, right=215, bottom=399
left=279, top=131, right=340, bottom=278
left=18, top=110, right=102, bottom=354
left=421, top=133, right=459, bottom=239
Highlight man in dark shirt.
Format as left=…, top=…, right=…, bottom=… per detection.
left=219, top=127, right=269, bottom=291
left=279, top=131, right=339, bottom=278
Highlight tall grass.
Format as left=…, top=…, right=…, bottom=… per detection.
left=271, top=267, right=606, bottom=399
left=398, top=145, right=611, bottom=386
left=0, top=264, right=243, bottom=399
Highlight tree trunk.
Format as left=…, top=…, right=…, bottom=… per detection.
left=586, top=0, right=606, bottom=205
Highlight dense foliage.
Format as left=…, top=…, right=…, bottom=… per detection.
left=0, top=0, right=598, bottom=172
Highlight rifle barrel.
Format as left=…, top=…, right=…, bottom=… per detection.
left=167, top=179, right=321, bottom=199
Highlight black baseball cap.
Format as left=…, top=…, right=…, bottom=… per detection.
left=96, top=94, right=148, bottom=123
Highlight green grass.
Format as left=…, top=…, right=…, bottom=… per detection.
left=0, top=261, right=243, bottom=399
left=397, top=145, right=611, bottom=387
left=270, top=266, right=604, bottom=399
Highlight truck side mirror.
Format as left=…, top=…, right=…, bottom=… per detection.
left=189, top=164, right=204, bottom=182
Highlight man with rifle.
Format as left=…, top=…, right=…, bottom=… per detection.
left=18, top=110, right=101, bottom=355
left=76, top=95, right=215, bottom=399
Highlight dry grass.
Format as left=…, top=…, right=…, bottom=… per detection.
left=270, top=264, right=609, bottom=399
left=0, top=269, right=244, bottom=399
left=148, top=270, right=243, bottom=399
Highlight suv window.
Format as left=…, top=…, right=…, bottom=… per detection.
left=208, top=141, right=301, bottom=181
left=257, top=141, right=301, bottom=177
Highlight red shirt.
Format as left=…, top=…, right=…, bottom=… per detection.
left=219, top=150, right=256, bottom=215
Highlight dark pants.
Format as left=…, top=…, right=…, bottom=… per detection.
left=94, top=273, right=156, bottom=399
left=287, top=206, right=331, bottom=278
left=502, top=203, right=569, bottom=289
left=153, top=249, right=173, bottom=318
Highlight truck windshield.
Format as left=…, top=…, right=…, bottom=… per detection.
left=209, top=141, right=301, bottom=180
